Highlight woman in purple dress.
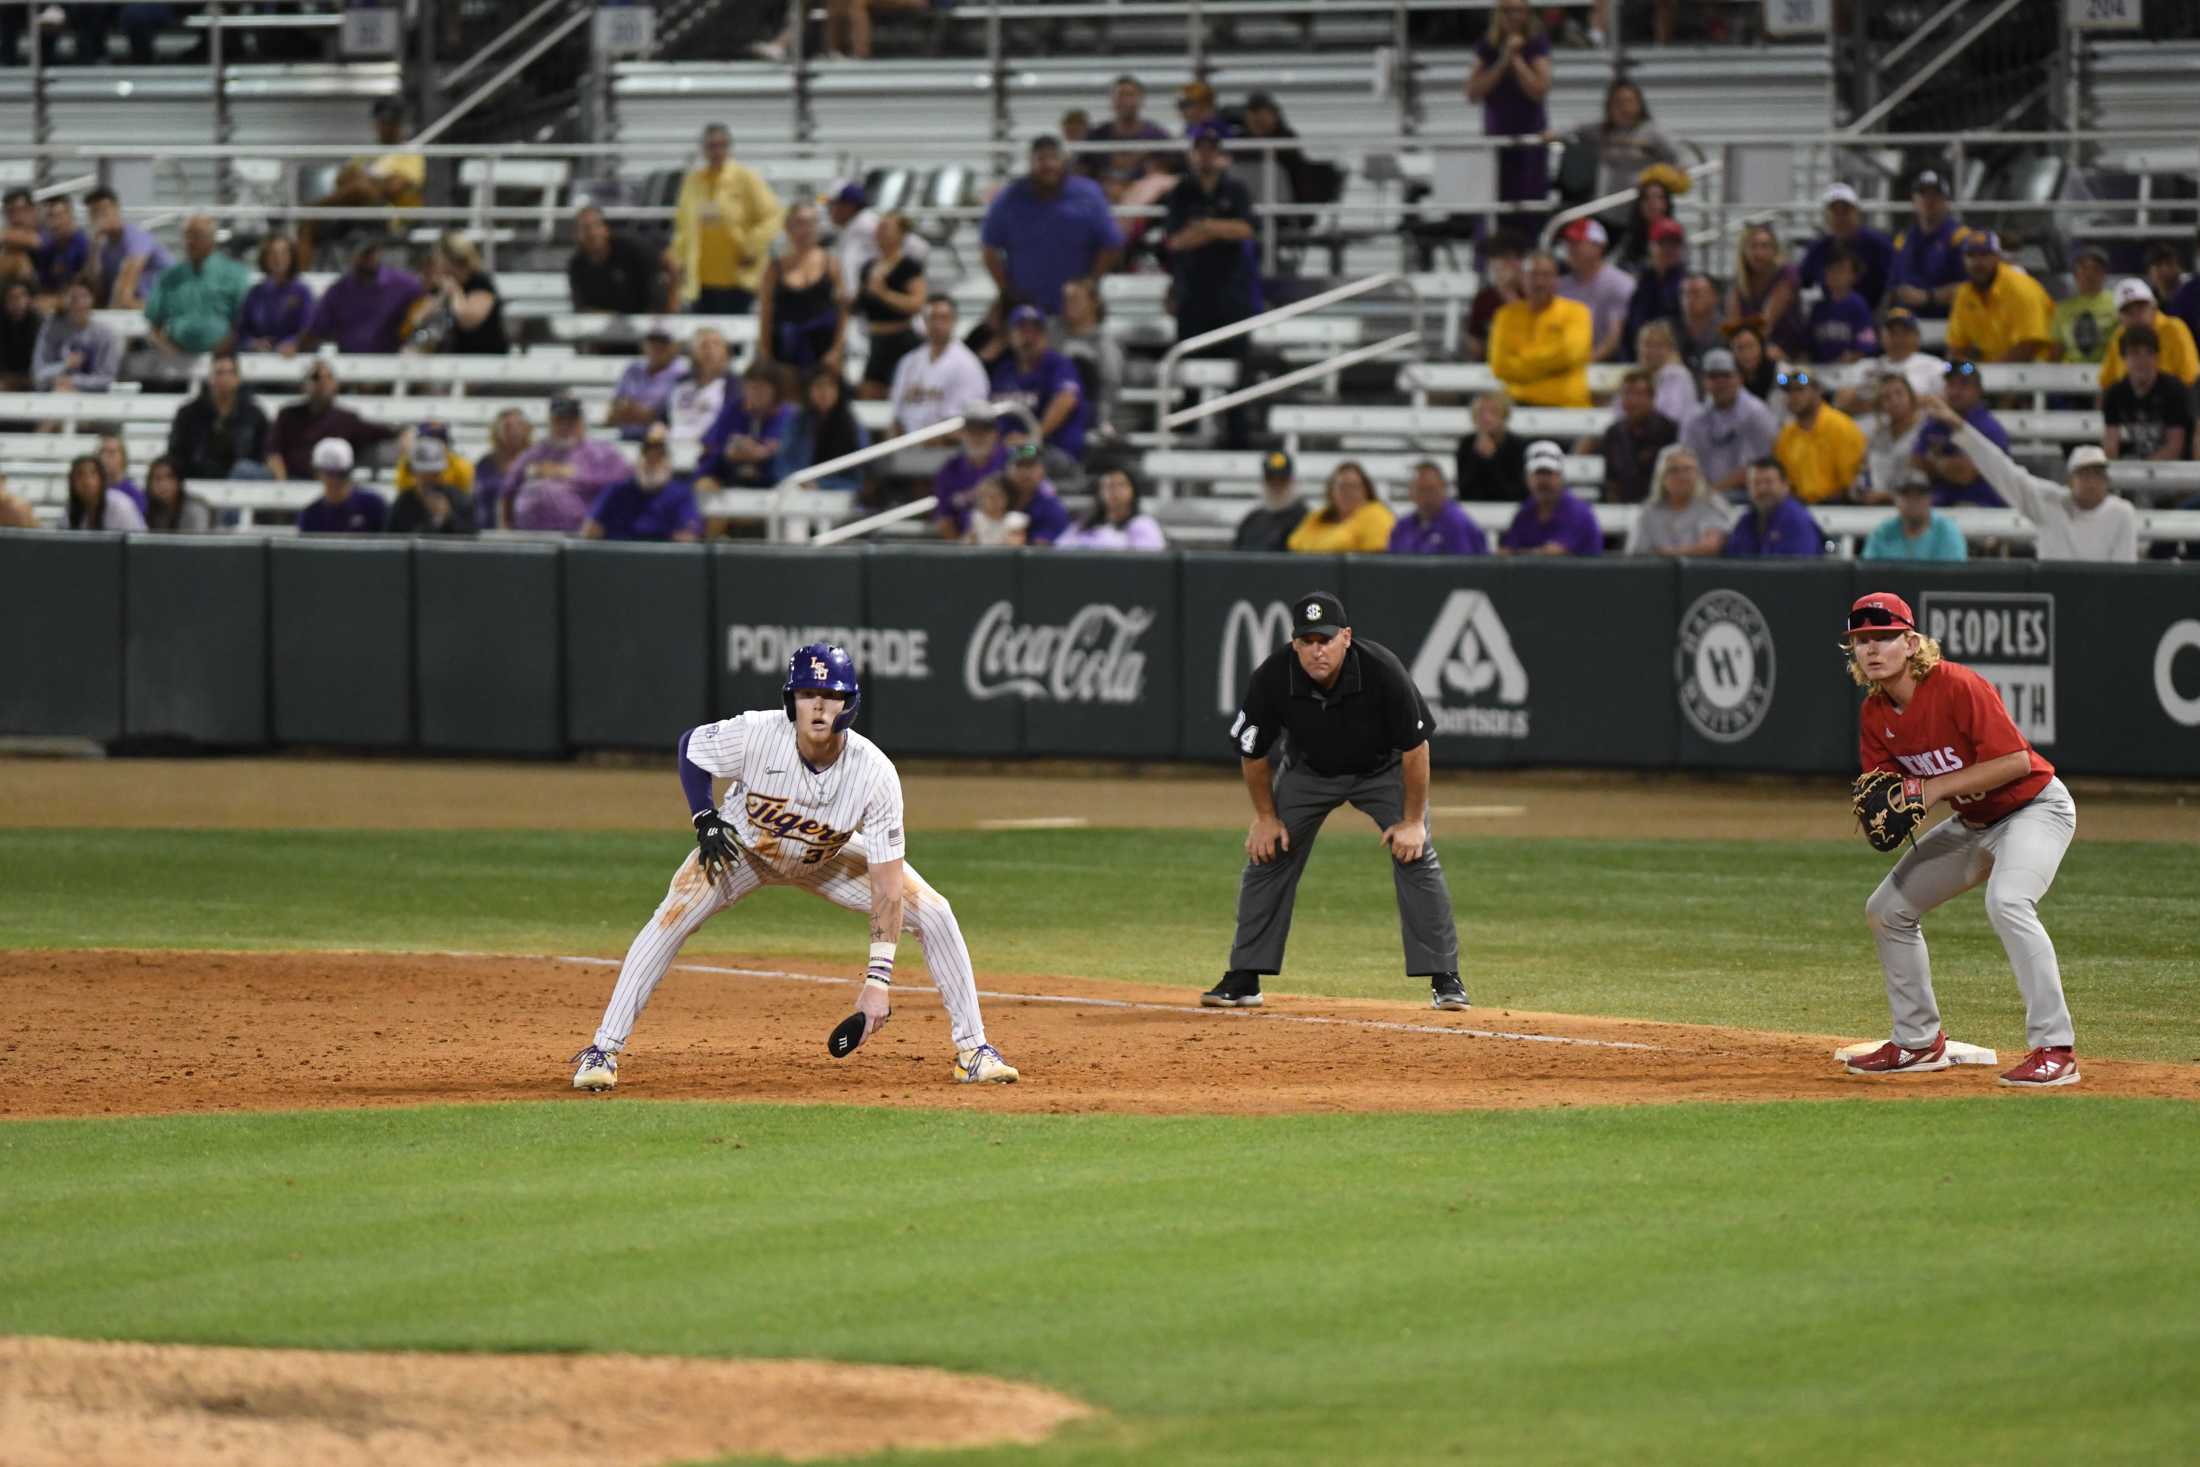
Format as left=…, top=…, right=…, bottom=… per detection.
left=1464, top=0, right=1553, bottom=239
left=237, top=234, right=316, bottom=354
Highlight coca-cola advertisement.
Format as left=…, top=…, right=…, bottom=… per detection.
left=1013, top=552, right=1179, bottom=757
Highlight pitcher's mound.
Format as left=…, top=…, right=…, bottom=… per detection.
left=0, top=1336, right=1094, bottom=1466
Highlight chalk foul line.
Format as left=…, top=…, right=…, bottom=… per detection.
left=547, top=954, right=1660, bottom=1053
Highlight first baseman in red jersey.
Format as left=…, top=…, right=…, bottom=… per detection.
left=1840, top=592, right=2082, bottom=1088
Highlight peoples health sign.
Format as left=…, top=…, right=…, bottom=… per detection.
left=1921, top=591, right=2057, bottom=745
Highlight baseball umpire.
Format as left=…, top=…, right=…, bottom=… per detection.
left=1205, top=590, right=1468, bottom=1010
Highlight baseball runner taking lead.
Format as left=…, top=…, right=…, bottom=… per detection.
left=1841, top=593, right=2081, bottom=1088
left=1205, top=591, right=1467, bottom=1011
left=570, top=643, right=1019, bottom=1090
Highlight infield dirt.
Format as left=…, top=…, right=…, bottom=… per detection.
left=8, top=947, right=2197, bottom=1121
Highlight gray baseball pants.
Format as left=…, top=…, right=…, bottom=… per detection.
left=1864, top=777, right=2078, bottom=1050
left=1228, top=755, right=1461, bottom=977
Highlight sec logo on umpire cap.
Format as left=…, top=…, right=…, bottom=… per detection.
left=1677, top=589, right=1774, bottom=743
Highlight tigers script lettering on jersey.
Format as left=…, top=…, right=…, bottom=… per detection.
left=1858, top=660, right=2054, bottom=828
left=685, top=710, right=907, bottom=877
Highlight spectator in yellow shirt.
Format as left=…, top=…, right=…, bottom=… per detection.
left=1287, top=461, right=1396, bottom=552
left=667, top=124, right=787, bottom=315
left=2098, top=276, right=2200, bottom=389
left=1946, top=232, right=2053, bottom=363
left=1772, top=368, right=1866, bottom=503
left=1488, top=251, right=1593, bottom=406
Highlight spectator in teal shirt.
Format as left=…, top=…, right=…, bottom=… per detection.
left=145, top=216, right=251, bottom=354
left=1862, top=481, right=1968, bottom=562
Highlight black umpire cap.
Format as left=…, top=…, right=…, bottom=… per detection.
left=1295, top=590, right=1348, bottom=638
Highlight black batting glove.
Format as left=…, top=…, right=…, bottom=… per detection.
left=693, top=809, right=742, bottom=882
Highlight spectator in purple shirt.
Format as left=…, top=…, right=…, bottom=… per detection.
left=1910, top=360, right=2009, bottom=508
left=991, top=303, right=1090, bottom=478
left=473, top=407, right=535, bottom=529
left=1558, top=218, right=1635, bottom=363
left=697, top=364, right=798, bottom=490
left=33, top=197, right=91, bottom=298
left=1388, top=461, right=1490, bottom=556
left=931, top=417, right=1008, bottom=538
left=236, top=234, right=316, bottom=354
left=1464, top=1, right=1553, bottom=235
left=1001, top=443, right=1072, bottom=545
left=84, top=187, right=173, bottom=311
left=296, top=437, right=389, bottom=534
left=503, top=395, right=635, bottom=532
left=1799, top=183, right=1895, bottom=309
left=1623, top=217, right=1688, bottom=359
left=978, top=134, right=1123, bottom=317
left=606, top=323, right=691, bottom=440
left=302, top=236, right=424, bottom=356
left=1058, top=465, right=1166, bottom=550
left=1807, top=245, right=1879, bottom=365
left=1722, top=457, right=1825, bottom=557
left=582, top=424, right=704, bottom=542
left=2143, top=240, right=2200, bottom=349
left=1501, top=440, right=1603, bottom=556
left=1085, top=75, right=1175, bottom=200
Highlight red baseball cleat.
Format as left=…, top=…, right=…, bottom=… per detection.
left=1998, top=1047, right=2080, bottom=1088
left=1843, top=1031, right=1953, bottom=1075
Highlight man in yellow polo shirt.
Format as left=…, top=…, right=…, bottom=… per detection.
left=1489, top=251, right=1593, bottom=407
left=1772, top=368, right=1866, bottom=503
left=2097, top=276, right=2200, bottom=389
left=1946, top=231, right=2053, bottom=363
left=668, top=123, right=786, bottom=315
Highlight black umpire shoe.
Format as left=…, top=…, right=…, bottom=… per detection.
left=1201, top=970, right=1264, bottom=1008
left=1430, top=973, right=1470, bottom=1011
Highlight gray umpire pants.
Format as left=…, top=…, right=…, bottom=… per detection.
left=1865, top=778, right=2078, bottom=1051
left=1229, top=754, right=1461, bottom=977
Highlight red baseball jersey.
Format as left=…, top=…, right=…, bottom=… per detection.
left=1859, top=660, right=2054, bottom=827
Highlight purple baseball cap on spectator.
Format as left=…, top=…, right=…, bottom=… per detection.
left=1963, top=230, right=2001, bottom=255
left=825, top=177, right=866, bottom=208
left=1187, top=121, right=1229, bottom=149
left=1007, top=304, right=1046, bottom=329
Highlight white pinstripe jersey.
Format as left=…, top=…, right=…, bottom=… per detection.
left=686, top=710, right=907, bottom=881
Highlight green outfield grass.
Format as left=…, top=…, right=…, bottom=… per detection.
left=2, top=1099, right=2194, bottom=1466
left=4, top=828, right=2196, bottom=1060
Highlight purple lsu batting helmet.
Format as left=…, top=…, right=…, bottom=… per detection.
left=783, top=642, right=861, bottom=731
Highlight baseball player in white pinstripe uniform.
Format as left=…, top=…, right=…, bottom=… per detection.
left=571, top=643, right=1019, bottom=1089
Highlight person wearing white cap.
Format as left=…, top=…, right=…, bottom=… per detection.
left=1801, top=182, right=1893, bottom=308
left=2098, top=276, right=2200, bottom=390
left=1888, top=168, right=1972, bottom=318
left=1556, top=218, right=1635, bottom=363
left=296, top=436, right=388, bottom=535
left=1947, top=230, right=2054, bottom=363
left=1500, top=439, right=1602, bottom=556
left=2101, top=324, right=2194, bottom=463
left=1919, top=395, right=2137, bottom=562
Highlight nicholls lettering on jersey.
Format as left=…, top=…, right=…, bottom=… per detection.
left=1893, top=745, right=1965, bottom=778
left=743, top=792, right=857, bottom=855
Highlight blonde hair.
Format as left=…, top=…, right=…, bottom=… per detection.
left=1734, top=222, right=1783, bottom=298
left=1648, top=442, right=1703, bottom=506
left=1485, top=1, right=1545, bottom=46
left=1472, top=390, right=1513, bottom=421
left=437, top=231, right=483, bottom=274
left=1848, top=632, right=1944, bottom=688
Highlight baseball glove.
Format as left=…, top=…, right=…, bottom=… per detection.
left=1851, top=770, right=1926, bottom=853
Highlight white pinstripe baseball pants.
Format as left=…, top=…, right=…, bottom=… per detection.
left=591, top=841, right=990, bottom=1054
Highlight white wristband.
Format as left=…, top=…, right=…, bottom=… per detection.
left=868, top=940, right=898, bottom=966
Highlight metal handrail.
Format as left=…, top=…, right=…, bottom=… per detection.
left=1154, top=272, right=1423, bottom=457
left=1843, top=0, right=2029, bottom=136
left=412, top=6, right=593, bottom=149
left=810, top=495, right=942, bottom=547
left=765, top=397, right=1038, bottom=542
left=442, top=0, right=574, bottom=88
left=1538, top=157, right=1724, bottom=251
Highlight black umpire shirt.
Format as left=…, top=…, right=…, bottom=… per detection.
left=1228, top=638, right=1432, bottom=778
